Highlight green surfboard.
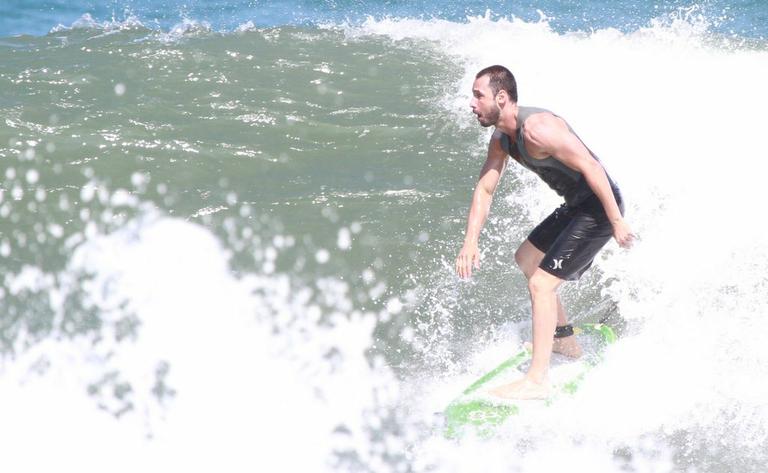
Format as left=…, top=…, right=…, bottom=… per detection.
left=443, top=323, right=617, bottom=439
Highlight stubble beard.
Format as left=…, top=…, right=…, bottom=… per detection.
left=479, top=105, right=500, bottom=128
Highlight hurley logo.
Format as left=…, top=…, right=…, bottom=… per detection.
left=552, top=258, right=563, bottom=270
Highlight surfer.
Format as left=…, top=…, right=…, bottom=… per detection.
left=455, top=65, right=635, bottom=400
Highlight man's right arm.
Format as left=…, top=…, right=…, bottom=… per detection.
left=456, top=133, right=508, bottom=279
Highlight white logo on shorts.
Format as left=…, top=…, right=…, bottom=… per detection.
left=552, top=258, right=563, bottom=270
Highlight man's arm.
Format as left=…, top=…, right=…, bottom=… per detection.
left=456, top=132, right=508, bottom=278
left=523, top=113, right=635, bottom=248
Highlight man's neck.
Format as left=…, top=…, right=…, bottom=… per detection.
left=494, top=104, right=519, bottom=135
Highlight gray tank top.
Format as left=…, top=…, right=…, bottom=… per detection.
left=500, top=106, right=619, bottom=207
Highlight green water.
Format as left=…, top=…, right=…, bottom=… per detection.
left=1, top=26, right=533, bottom=365
left=0, top=23, right=621, bottom=405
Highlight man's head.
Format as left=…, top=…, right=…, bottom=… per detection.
left=470, top=65, right=517, bottom=128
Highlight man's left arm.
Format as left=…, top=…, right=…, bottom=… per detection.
left=524, top=114, right=635, bottom=248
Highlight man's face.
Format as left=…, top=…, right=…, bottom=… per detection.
left=470, top=75, right=500, bottom=128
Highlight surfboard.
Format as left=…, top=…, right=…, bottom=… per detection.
left=442, top=323, right=617, bottom=439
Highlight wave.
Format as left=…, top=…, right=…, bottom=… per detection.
left=39, top=4, right=766, bottom=43
left=47, top=12, right=217, bottom=43
left=0, top=208, right=402, bottom=471
left=49, top=12, right=148, bottom=34
left=348, top=11, right=768, bottom=471
left=3, top=7, right=768, bottom=471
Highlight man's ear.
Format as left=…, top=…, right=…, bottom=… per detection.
left=496, top=90, right=507, bottom=106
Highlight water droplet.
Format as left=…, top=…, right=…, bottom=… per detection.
left=337, top=227, right=352, bottom=250
left=315, top=249, right=330, bottom=264
left=26, top=169, right=39, bottom=184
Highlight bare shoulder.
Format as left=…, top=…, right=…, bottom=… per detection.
left=488, top=130, right=507, bottom=155
left=521, top=112, right=569, bottom=146
left=491, top=129, right=505, bottom=142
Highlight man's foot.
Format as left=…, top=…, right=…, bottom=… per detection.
left=552, top=334, right=582, bottom=359
left=487, top=377, right=551, bottom=400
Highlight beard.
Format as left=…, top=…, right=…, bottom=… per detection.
left=478, top=105, right=500, bottom=128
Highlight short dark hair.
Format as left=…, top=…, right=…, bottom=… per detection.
left=475, top=65, right=517, bottom=103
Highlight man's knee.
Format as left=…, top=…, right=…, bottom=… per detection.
left=527, top=269, right=562, bottom=296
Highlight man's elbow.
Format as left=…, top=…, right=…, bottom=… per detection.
left=473, top=185, right=494, bottom=205
left=479, top=182, right=497, bottom=197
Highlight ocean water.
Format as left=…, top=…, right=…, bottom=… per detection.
left=1, top=1, right=768, bottom=472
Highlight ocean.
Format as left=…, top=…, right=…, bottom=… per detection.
left=1, top=1, right=767, bottom=472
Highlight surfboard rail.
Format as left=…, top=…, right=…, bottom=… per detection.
left=443, top=323, right=616, bottom=438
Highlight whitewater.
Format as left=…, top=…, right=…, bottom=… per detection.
left=1, top=3, right=768, bottom=472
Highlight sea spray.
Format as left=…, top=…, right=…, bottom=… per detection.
left=2, top=4, right=768, bottom=472
left=348, top=10, right=768, bottom=471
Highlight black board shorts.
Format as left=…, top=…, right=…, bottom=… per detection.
left=528, top=193, right=624, bottom=281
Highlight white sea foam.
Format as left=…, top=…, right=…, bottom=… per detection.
left=0, top=211, right=399, bottom=472
left=346, top=12, right=768, bottom=471
left=49, top=12, right=146, bottom=34
left=5, top=10, right=768, bottom=472
left=48, top=12, right=215, bottom=43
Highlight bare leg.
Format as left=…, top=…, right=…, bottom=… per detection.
left=489, top=268, right=561, bottom=399
left=488, top=240, right=581, bottom=400
left=513, top=240, right=581, bottom=357
left=526, top=269, right=562, bottom=382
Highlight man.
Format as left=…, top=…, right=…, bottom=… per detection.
left=455, top=65, right=634, bottom=400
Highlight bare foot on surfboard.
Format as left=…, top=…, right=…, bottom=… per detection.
left=488, top=377, right=551, bottom=400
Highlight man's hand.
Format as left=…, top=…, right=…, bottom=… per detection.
left=456, top=243, right=481, bottom=279
left=612, top=218, right=636, bottom=249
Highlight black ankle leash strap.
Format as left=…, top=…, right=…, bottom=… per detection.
left=554, top=324, right=574, bottom=338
